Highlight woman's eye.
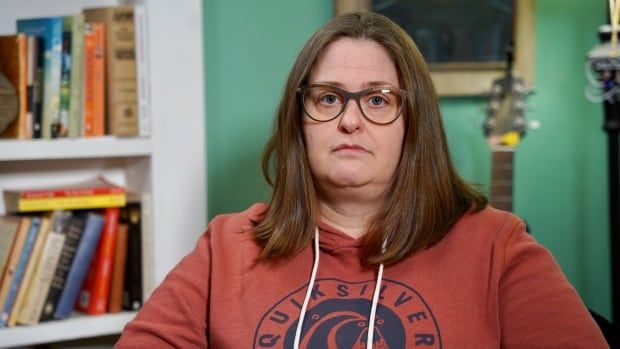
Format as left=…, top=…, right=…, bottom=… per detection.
left=368, top=95, right=387, bottom=106
left=319, top=94, right=340, bottom=105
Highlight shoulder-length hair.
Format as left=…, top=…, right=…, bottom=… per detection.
left=254, top=11, right=487, bottom=265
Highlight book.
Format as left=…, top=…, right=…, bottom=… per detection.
left=17, top=211, right=71, bottom=325
left=54, top=212, right=104, bottom=320
left=27, top=36, right=44, bottom=138
left=137, top=193, right=153, bottom=300
left=0, top=70, right=18, bottom=134
left=7, top=216, right=51, bottom=326
left=0, top=218, right=30, bottom=320
left=3, top=176, right=126, bottom=213
left=83, top=22, right=105, bottom=137
left=122, top=202, right=142, bottom=310
left=67, top=15, right=84, bottom=138
left=0, top=34, right=28, bottom=139
left=0, top=217, right=21, bottom=284
left=39, top=214, right=86, bottom=321
left=0, top=217, right=40, bottom=327
left=16, top=17, right=63, bottom=139
left=134, top=5, right=150, bottom=138
left=84, top=6, right=138, bottom=137
left=108, top=223, right=128, bottom=313
left=76, top=207, right=119, bottom=314
left=54, top=19, right=73, bottom=138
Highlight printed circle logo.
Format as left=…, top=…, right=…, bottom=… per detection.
left=253, top=278, right=442, bottom=348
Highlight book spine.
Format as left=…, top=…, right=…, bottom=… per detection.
left=25, top=36, right=36, bottom=139
left=17, top=34, right=28, bottom=139
left=54, top=212, right=104, bottom=319
left=0, top=34, right=28, bottom=139
left=31, top=37, right=44, bottom=138
left=140, top=193, right=153, bottom=300
left=68, top=15, right=84, bottom=138
left=0, top=217, right=40, bottom=327
left=82, top=208, right=119, bottom=314
left=7, top=217, right=51, bottom=326
left=0, top=218, right=31, bottom=321
left=134, top=5, right=150, bottom=138
left=16, top=194, right=126, bottom=212
left=83, top=23, right=105, bottom=137
left=46, top=18, right=63, bottom=139
left=108, top=223, right=128, bottom=313
left=39, top=215, right=85, bottom=321
left=55, top=20, right=72, bottom=138
left=21, top=187, right=124, bottom=199
left=84, top=7, right=138, bottom=137
left=0, top=217, right=20, bottom=285
left=75, top=246, right=96, bottom=313
left=16, top=211, right=70, bottom=325
left=122, top=203, right=142, bottom=310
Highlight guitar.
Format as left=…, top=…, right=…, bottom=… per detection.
left=483, top=47, right=527, bottom=212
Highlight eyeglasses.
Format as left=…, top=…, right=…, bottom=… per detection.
left=298, top=84, right=407, bottom=125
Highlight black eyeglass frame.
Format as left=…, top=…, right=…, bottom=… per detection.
left=297, top=83, right=408, bottom=125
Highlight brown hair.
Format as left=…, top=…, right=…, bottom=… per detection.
left=254, top=12, right=487, bottom=265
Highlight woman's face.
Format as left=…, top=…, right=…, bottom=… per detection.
left=303, top=37, right=405, bottom=198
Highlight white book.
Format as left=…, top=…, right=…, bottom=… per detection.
left=134, top=4, right=151, bottom=138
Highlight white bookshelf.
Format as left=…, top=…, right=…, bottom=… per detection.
left=0, top=0, right=206, bottom=347
left=1, top=312, right=137, bottom=348
left=0, top=137, right=152, bottom=161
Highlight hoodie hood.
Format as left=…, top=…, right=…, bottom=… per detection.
left=317, top=221, right=366, bottom=252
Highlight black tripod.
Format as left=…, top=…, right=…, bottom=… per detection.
left=602, top=92, right=620, bottom=325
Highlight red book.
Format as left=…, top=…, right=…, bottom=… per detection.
left=108, top=223, right=128, bottom=313
left=76, top=207, right=119, bottom=314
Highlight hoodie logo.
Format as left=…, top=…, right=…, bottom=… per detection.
left=253, top=278, right=442, bottom=348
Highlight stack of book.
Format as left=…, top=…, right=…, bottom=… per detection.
left=0, top=4, right=150, bottom=140
left=0, top=176, right=146, bottom=328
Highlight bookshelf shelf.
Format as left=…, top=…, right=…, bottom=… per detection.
left=0, top=311, right=137, bottom=348
left=0, top=137, right=152, bottom=161
left=0, top=0, right=206, bottom=346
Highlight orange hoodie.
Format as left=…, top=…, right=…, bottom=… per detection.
left=116, top=203, right=608, bottom=348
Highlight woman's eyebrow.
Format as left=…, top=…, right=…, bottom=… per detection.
left=310, top=80, right=398, bottom=89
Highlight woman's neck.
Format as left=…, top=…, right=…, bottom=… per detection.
left=318, top=199, right=379, bottom=239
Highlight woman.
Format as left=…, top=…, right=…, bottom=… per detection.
left=116, top=12, right=607, bottom=348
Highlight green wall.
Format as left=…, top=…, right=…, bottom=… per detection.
left=205, top=1, right=611, bottom=319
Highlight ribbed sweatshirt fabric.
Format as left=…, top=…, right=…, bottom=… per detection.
left=115, top=203, right=608, bottom=348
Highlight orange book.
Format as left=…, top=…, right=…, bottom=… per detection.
left=84, top=6, right=138, bottom=137
left=0, top=34, right=28, bottom=139
left=83, top=22, right=105, bottom=137
left=76, top=207, right=119, bottom=314
left=108, top=223, right=128, bottom=313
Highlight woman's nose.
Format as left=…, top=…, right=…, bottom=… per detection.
left=338, top=99, right=363, bottom=133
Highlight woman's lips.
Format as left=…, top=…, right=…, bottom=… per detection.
left=333, top=143, right=368, bottom=152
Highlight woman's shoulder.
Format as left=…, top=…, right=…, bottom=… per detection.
left=459, top=205, right=524, bottom=234
left=209, top=202, right=267, bottom=229
left=442, top=205, right=528, bottom=251
left=206, top=202, right=267, bottom=244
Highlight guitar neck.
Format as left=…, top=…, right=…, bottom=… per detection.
left=490, top=149, right=514, bottom=212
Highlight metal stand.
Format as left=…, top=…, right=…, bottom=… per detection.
left=602, top=98, right=620, bottom=323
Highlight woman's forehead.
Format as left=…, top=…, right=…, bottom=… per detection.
left=308, top=37, right=399, bottom=89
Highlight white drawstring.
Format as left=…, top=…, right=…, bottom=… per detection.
left=293, top=228, right=320, bottom=349
left=366, top=262, right=384, bottom=347
left=293, top=228, right=385, bottom=349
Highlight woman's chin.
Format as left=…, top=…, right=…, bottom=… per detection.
left=326, top=175, right=370, bottom=189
